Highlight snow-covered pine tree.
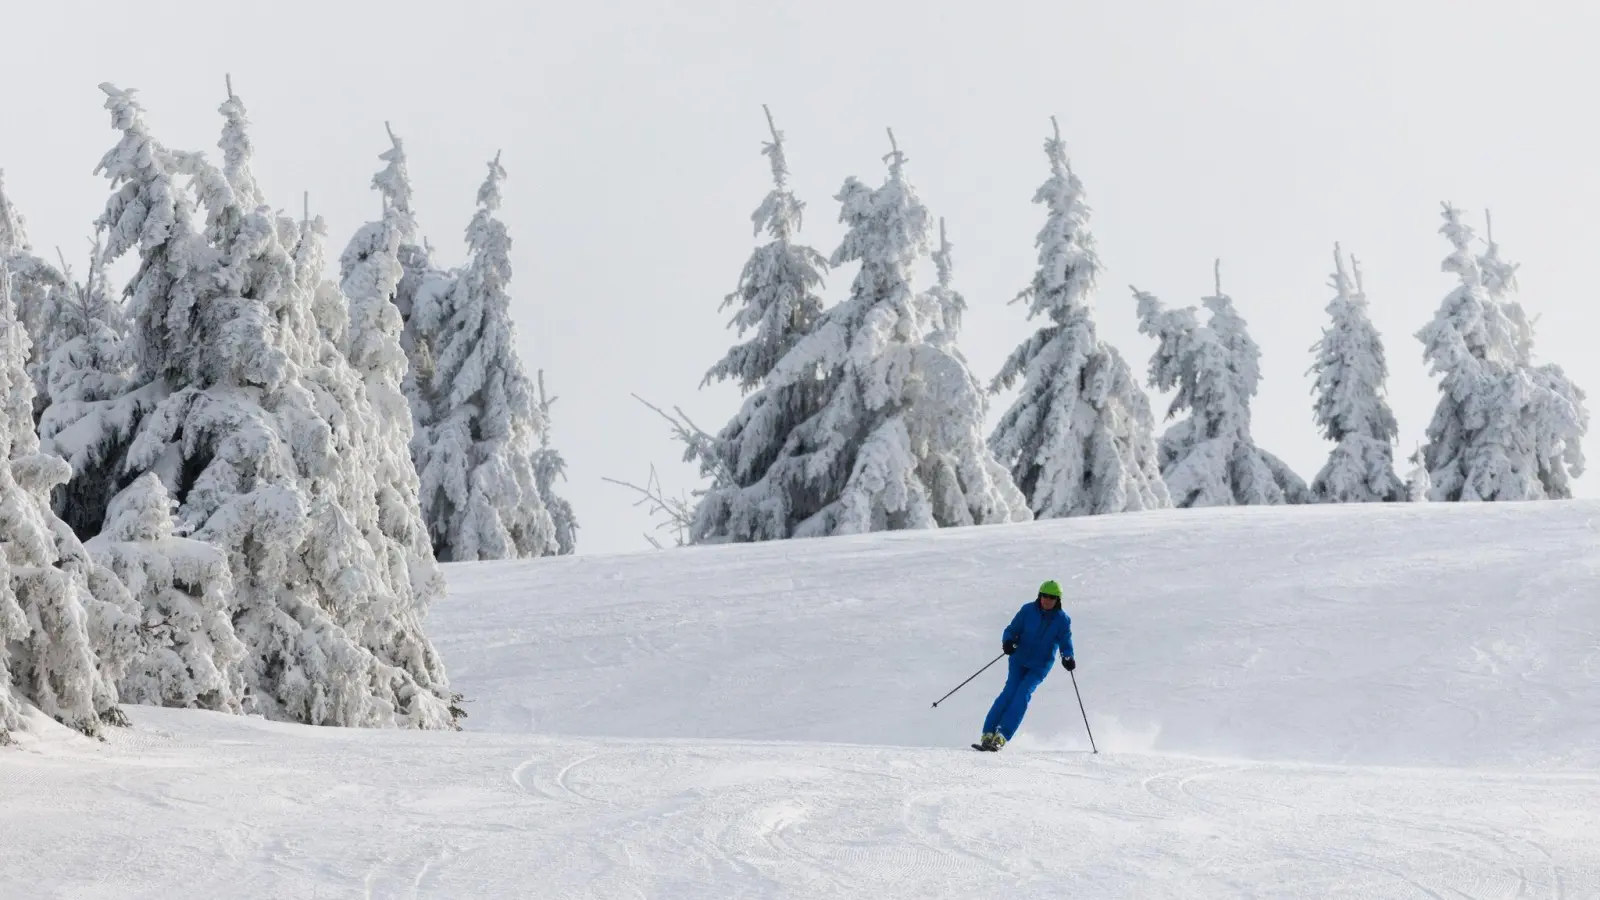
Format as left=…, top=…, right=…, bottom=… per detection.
left=337, top=124, right=452, bottom=651
left=338, top=123, right=425, bottom=459
left=1416, top=205, right=1587, bottom=500
left=690, top=109, right=835, bottom=542
left=989, top=119, right=1168, bottom=518
left=0, top=171, right=22, bottom=252
left=1135, top=262, right=1309, bottom=507
left=0, top=171, right=72, bottom=418
left=46, top=234, right=124, bottom=352
left=1308, top=244, right=1404, bottom=502
left=227, top=90, right=454, bottom=727
left=922, top=219, right=965, bottom=351
left=1405, top=446, right=1431, bottom=502
left=534, top=371, right=578, bottom=555
left=41, top=83, right=213, bottom=545
left=217, top=77, right=262, bottom=210
left=86, top=473, right=243, bottom=712
left=695, top=131, right=1028, bottom=540
left=405, top=153, right=558, bottom=561
left=87, top=82, right=454, bottom=728
left=37, top=231, right=134, bottom=535
left=1478, top=216, right=1590, bottom=496
left=910, top=220, right=1032, bottom=524
left=0, top=260, right=140, bottom=743
left=288, top=202, right=456, bottom=725
left=704, top=106, right=829, bottom=394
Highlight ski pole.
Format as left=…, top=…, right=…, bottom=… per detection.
left=1069, top=670, right=1097, bottom=754
left=931, top=653, right=1005, bottom=708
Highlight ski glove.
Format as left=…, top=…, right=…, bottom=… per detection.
left=1061, top=656, right=1076, bottom=671
left=1002, top=640, right=1017, bottom=656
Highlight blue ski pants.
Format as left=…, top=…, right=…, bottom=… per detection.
left=983, top=658, right=1050, bottom=741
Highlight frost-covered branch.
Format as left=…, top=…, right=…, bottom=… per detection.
left=603, top=466, right=696, bottom=549
left=634, top=393, right=731, bottom=486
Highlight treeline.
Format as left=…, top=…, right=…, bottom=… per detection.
left=640, top=111, right=1586, bottom=543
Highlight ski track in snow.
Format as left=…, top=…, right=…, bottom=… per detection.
left=5, top=502, right=1600, bottom=898
left=11, top=716, right=1591, bottom=899
left=3, top=720, right=1600, bottom=896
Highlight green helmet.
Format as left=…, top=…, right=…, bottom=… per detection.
left=1038, top=580, right=1063, bottom=599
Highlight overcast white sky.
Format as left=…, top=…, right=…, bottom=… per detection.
left=5, top=0, right=1596, bottom=554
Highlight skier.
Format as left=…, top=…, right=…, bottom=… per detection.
left=976, top=580, right=1075, bottom=751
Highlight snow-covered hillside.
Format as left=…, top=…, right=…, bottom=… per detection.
left=5, top=502, right=1599, bottom=898
left=436, top=500, right=1600, bottom=768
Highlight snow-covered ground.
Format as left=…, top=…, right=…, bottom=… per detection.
left=5, top=501, right=1600, bottom=898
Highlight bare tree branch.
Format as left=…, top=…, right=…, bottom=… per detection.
left=602, top=465, right=694, bottom=548
left=631, top=394, right=733, bottom=486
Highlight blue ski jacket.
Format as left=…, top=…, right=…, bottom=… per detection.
left=1003, top=601, right=1074, bottom=669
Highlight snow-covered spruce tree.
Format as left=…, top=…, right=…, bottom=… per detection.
left=695, top=132, right=1028, bottom=540
left=44, top=234, right=125, bottom=355
left=689, top=109, right=835, bottom=542
left=913, top=220, right=1029, bottom=524
left=922, top=219, right=967, bottom=353
left=0, top=171, right=73, bottom=418
left=1405, top=447, right=1431, bottom=502
left=1478, top=216, right=1589, bottom=495
left=534, top=372, right=578, bottom=555
left=404, top=154, right=558, bottom=561
left=0, top=262, right=140, bottom=743
left=289, top=205, right=456, bottom=724
left=86, top=473, right=242, bottom=712
left=37, top=231, right=135, bottom=536
left=1135, top=262, right=1309, bottom=507
left=1416, top=205, right=1587, bottom=500
left=704, top=106, right=829, bottom=393
left=1308, top=244, right=1403, bottom=502
left=89, top=83, right=454, bottom=728
left=226, top=88, right=453, bottom=726
left=0, top=171, right=23, bottom=253
left=989, top=119, right=1168, bottom=517
left=337, top=125, right=452, bottom=650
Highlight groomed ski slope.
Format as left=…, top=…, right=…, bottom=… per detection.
left=5, top=501, right=1600, bottom=898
